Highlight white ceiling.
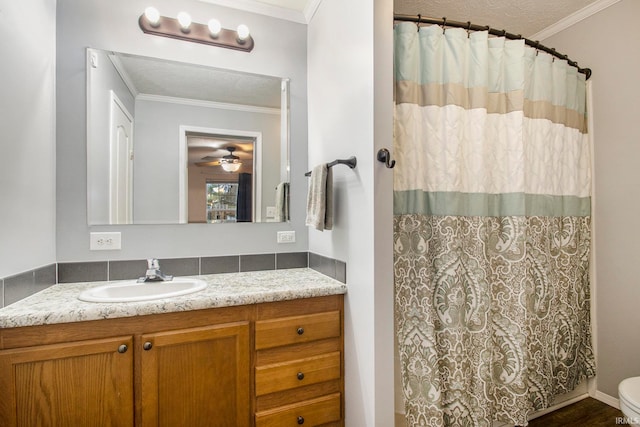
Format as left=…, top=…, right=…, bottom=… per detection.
left=394, top=0, right=604, bottom=38
left=112, top=52, right=282, bottom=108
left=204, top=0, right=618, bottom=39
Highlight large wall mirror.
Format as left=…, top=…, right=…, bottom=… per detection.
left=86, top=48, right=290, bottom=225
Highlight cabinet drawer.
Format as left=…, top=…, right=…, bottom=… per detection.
left=255, top=311, right=340, bottom=350
left=255, top=393, right=341, bottom=427
left=256, top=351, right=340, bottom=396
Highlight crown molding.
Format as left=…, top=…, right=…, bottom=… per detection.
left=303, top=0, right=323, bottom=22
left=530, top=0, right=622, bottom=41
left=107, top=54, right=139, bottom=98
left=136, top=93, right=280, bottom=115
left=197, top=0, right=310, bottom=24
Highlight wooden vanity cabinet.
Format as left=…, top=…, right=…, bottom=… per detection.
left=0, top=294, right=344, bottom=427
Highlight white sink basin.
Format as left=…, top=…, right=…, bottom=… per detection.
left=78, top=278, right=207, bottom=302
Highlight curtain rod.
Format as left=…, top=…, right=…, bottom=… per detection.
left=394, top=14, right=591, bottom=80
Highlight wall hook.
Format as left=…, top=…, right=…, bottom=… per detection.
left=377, top=148, right=396, bottom=169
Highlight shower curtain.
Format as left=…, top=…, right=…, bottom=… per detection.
left=393, top=23, right=595, bottom=426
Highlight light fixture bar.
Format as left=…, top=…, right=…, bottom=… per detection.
left=138, top=14, right=254, bottom=52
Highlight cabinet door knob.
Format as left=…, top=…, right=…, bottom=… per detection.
left=297, top=416, right=304, bottom=425
left=297, top=372, right=305, bottom=380
left=297, top=327, right=304, bottom=335
left=143, top=342, right=153, bottom=351
left=117, top=344, right=128, bottom=354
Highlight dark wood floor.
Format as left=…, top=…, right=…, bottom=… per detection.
left=395, top=397, right=624, bottom=426
left=527, top=397, right=624, bottom=426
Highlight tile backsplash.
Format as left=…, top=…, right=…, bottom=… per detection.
left=2, top=264, right=57, bottom=307
left=0, top=252, right=346, bottom=308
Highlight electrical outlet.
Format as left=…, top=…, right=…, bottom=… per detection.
left=90, top=232, right=122, bottom=250
left=277, top=231, right=296, bottom=244
left=266, top=206, right=276, bottom=218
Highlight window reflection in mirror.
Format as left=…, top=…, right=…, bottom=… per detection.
left=86, top=48, right=290, bottom=225
left=206, top=183, right=238, bottom=223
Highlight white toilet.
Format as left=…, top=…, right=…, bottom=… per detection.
left=619, top=377, right=640, bottom=426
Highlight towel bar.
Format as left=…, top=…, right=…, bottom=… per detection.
left=305, top=156, right=357, bottom=176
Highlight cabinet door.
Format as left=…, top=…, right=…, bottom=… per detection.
left=0, top=336, right=134, bottom=427
left=139, top=321, right=250, bottom=427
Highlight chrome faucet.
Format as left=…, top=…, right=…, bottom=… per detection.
left=138, top=258, right=174, bottom=282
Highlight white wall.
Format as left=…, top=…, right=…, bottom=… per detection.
left=56, top=0, right=307, bottom=261
left=0, top=0, right=57, bottom=278
left=542, top=0, right=640, bottom=399
left=307, top=0, right=395, bottom=424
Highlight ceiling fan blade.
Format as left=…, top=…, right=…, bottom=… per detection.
left=195, top=160, right=221, bottom=167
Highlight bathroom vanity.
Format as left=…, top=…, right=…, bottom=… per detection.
left=0, top=269, right=346, bottom=427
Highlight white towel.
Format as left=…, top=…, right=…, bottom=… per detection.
left=275, top=182, right=289, bottom=222
left=305, top=164, right=333, bottom=231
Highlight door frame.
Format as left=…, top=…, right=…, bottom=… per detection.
left=179, top=125, right=262, bottom=223
left=109, top=90, right=134, bottom=224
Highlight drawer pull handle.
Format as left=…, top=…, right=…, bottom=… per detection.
left=297, top=372, right=305, bottom=380
left=297, top=416, right=305, bottom=424
left=117, top=344, right=128, bottom=354
left=297, top=327, right=304, bottom=335
left=143, top=342, right=153, bottom=351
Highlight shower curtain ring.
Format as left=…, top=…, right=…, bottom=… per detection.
left=417, top=14, right=421, bottom=31
left=466, top=21, right=472, bottom=38
left=442, top=17, right=446, bottom=34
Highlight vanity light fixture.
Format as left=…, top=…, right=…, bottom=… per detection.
left=138, top=8, right=254, bottom=52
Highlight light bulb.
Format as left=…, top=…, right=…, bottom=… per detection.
left=236, top=24, right=250, bottom=42
left=208, top=19, right=221, bottom=37
left=177, top=11, right=192, bottom=31
left=144, top=6, right=160, bottom=27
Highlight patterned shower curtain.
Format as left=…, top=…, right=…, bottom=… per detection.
left=393, top=23, right=596, bottom=426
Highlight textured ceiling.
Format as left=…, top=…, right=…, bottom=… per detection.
left=394, top=0, right=601, bottom=37
left=113, top=52, right=282, bottom=108
left=243, top=0, right=602, bottom=37
left=249, top=0, right=308, bottom=12
left=187, top=136, right=255, bottom=166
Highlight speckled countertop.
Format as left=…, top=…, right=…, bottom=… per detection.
left=0, top=268, right=347, bottom=329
